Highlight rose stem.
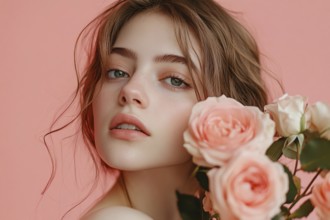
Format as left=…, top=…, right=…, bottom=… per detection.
left=288, top=169, right=322, bottom=211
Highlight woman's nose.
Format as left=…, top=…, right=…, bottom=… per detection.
left=118, top=75, right=149, bottom=108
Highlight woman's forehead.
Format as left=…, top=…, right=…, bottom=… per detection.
left=112, top=11, right=202, bottom=70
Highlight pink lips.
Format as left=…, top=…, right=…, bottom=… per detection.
left=109, top=113, right=150, bottom=140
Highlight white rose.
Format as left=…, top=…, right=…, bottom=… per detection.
left=264, top=94, right=307, bottom=137
left=306, top=102, right=330, bottom=140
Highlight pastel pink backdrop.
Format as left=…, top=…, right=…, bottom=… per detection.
left=1, top=0, right=329, bottom=219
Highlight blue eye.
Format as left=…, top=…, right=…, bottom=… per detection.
left=163, top=76, right=190, bottom=88
left=106, top=69, right=129, bottom=79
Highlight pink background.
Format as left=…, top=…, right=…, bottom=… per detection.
left=1, top=0, right=330, bottom=219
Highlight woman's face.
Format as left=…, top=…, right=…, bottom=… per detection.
left=92, top=11, right=201, bottom=171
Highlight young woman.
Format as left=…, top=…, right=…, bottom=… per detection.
left=45, top=0, right=270, bottom=219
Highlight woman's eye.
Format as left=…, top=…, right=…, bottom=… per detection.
left=164, top=76, right=190, bottom=88
left=106, top=69, right=129, bottom=79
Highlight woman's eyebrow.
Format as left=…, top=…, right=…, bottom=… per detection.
left=110, top=47, right=187, bottom=64
left=111, top=47, right=137, bottom=60
left=154, top=54, right=187, bottom=65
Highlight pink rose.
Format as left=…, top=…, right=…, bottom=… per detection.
left=202, top=192, right=215, bottom=215
left=264, top=94, right=308, bottom=137
left=306, top=102, right=330, bottom=140
left=183, top=95, right=275, bottom=167
left=207, top=150, right=288, bottom=220
left=311, top=173, right=330, bottom=220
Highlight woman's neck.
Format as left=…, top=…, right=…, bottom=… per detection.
left=121, top=160, right=197, bottom=220
left=91, top=160, right=198, bottom=220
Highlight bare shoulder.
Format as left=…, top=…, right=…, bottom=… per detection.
left=81, top=206, right=154, bottom=220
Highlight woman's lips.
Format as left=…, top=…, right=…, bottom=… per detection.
left=109, top=113, right=150, bottom=140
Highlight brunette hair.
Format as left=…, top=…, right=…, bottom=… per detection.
left=43, top=0, right=271, bottom=217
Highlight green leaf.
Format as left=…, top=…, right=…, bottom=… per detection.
left=282, top=139, right=299, bottom=159
left=176, top=191, right=210, bottom=220
left=196, top=168, right=209, bottom=191
left=286, top=135, right=298, bottom=146
left=289, top=199, right=314, bottom=219
left=296, top=133, right=304, bottom=148
left=271, top=206, right=290, bottom=220
left=302, top=130, right=320, bottom=142
left=282, top=134, right=305, bottom=160
left=282, top=165, right=298, bottom=204
left=271, top=214, right=282, bottom=220
left=271, top=213, right=285, bottom=220
left=266, top=137, right=285, bottom=161
left=293, top=176, right=301, bottom=195
left=300, top=137, right=330, bottom=172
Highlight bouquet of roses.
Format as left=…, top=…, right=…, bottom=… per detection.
left=176, top=94, right=330, bottom=220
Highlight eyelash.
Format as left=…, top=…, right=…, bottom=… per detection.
left=105, top=69, right=191, bottom=89
left=106, top=69, right=130, bottom=79
left=162, top=74, right=191, bottom=89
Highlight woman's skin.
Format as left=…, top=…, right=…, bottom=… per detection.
left=84, top=11, right=201, bottom=220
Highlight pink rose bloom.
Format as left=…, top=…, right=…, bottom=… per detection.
left=311, top=173, right=330, bottom=220
left=202, top=192, right=216, bottom=215
left=264, top=94, right=308, bottom=137
left=207, top=150, right=288, bottom=220
left=183, top=95, right=275, bottom=167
